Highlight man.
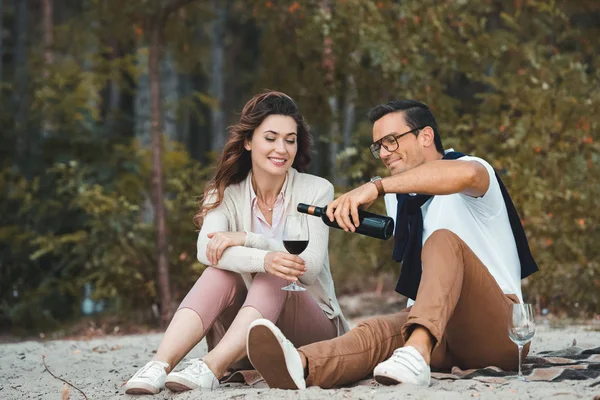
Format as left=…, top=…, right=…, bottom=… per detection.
left=244, top=100, right=538, bottom=389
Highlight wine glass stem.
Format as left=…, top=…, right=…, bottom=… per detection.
left=517, top=344, right=523, bottom=380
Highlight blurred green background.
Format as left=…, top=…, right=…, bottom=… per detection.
left=0, top=0, right=598, bottom=333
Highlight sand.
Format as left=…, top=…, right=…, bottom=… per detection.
left=2, top=320, right=599, bottom=400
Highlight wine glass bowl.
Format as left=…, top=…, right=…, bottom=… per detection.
left=281, top=214, right=308, bottom=292
left=507, top=303, right=536, bottom=381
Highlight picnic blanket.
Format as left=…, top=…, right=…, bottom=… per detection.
left=431, top=346, right=600, bottom=384
left=220, top=346, right=600, bottom=388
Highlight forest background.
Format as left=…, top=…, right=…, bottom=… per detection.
left=1, top=0, right=598, bottom=333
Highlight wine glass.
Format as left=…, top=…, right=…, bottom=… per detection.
left=507, top=303, right=536, bottom=381
left=281, top=214, right=309, bottom=292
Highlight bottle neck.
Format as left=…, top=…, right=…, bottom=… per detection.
left=309, top=205, right=325, bottom=216
left=297, top=203, right=326, bottom=216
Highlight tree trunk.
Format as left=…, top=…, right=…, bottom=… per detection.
left=0, top=0, right=4, bottom=83
left=13, top=0, right=29, bottom=165
left=108, top=77, right=121, bottom=120
left=161, top=49, right=178, bottom=140
left=177, top=72, right=191, bottom=146
left=148, top=17, right=172, bottom=328
left=147, top=0, right=199, bottom=327
left=328, top=96, right=340, bottom=184
left=135, top=51, right=178, bottom=146
left=340, top=74, right=356, bottom=186
left=105, top=40, right=122, bottom=134
left=209, top=0, right=226, bottom=152
left=41, top=0, right=54, bottom=138
left=321, top=1, right=340, bottom=184
left=134, top=46, right=151, bottom=146
left=342, top=74, right=356, bottom=150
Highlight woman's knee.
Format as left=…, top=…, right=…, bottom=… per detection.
left=244, top=273, right=289, bottom=321
left=251, top=272, right=286, bottom=285
left=247, top=273, right=289, bottom=298
left=200, top=266, right=245, bottom=292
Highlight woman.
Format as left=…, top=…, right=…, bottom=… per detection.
left=124, top=91, right=349, bottom=394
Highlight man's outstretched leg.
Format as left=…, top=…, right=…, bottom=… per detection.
left=247, top=311, right=424, bottom=389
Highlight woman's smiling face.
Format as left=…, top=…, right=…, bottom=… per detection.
left=245, top=114, right=298, bottom=177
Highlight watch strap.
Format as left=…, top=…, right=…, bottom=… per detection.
left=371, top=177, right=385, bottom=197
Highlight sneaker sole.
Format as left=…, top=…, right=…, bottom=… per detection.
left=247, top=324, right=299, bottom=390
left=374, top=374, right=403, bottom=386
left=164, top=378, right=195, bottom=392
left=124, top=384, right=160, bottom=394
left=165, top=382, right=193, bottom=392
left=374, top=367, right=430, bottom=386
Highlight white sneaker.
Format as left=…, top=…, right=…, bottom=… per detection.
left=373, top=346, right=431, bottom=387
left=246, top=318, right=306, bottom=390
left=165, top=359, right=219, bottom=391
left=123, top=360, right=169, bottom=394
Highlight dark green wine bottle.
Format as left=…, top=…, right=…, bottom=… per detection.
left=297, top=203, right=394, bottom=240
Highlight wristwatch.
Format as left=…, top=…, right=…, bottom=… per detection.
left=370, top=176, right=385, bottom=197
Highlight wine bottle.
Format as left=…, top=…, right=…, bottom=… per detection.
left=297, top=203, right=395, bottom=240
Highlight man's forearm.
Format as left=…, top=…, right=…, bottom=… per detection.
left=381, top=160, right=485, bottom=196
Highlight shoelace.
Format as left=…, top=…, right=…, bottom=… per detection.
left=134, top=361, right=168, bottom=381
left=388, top=347, right=424, bottom=375
left=181, top=358, right=212, bottom=378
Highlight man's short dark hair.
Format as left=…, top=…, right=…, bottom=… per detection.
left=368, top=100, right=444, bottom=154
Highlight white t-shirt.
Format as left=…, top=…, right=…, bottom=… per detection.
left=384, top=154, right=523, bottom=304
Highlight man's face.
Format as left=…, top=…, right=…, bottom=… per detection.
left=372, top=112, right=426, bottom=175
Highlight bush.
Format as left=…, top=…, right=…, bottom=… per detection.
left=0, top=140, right=211, bottom=331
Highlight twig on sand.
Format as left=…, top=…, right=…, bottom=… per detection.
left=42, top=354, right=89, bottom=400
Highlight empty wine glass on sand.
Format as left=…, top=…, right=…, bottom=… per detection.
left=507, top=303, right=536, bottom=381
left=281, top=214, right=308, bottom=292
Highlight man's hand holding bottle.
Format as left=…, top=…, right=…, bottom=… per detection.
left=326, top=182, right=380, bottom=232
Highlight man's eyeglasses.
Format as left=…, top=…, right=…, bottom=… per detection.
left=369, top=127, right=424, bottom=159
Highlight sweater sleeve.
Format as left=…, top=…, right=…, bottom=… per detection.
left=196, top=205, right=268, bottom=274
left=244, top=231, right=286, bottom=251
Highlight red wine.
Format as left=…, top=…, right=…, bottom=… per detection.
left=297, top=203, right=394, bottom=240
left=283, top=240, right=309, bottom=255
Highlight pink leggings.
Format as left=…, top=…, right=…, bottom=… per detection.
left=178, top=267, right=338, bottom=365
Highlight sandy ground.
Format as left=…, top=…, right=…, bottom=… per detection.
left=2, top=320, right=600, bottom=400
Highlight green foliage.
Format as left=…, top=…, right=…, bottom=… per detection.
left=0, top=141, right=210, bottom=330
left=251, top=0, right=600, bottom=312
left=1, top=0, right=599, bottom=332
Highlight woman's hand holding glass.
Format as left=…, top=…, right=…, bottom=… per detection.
left=264, top=251, right=306, bottom=282
left=206, top=231, right=305, bottom=282
left=206, top=231, right=247, bottom=265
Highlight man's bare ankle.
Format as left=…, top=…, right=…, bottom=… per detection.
left=299, top=351, right=307, bottom=369
left=405, top=326, right=435, bottom=365
left=298, top=350, right=309, bottom=378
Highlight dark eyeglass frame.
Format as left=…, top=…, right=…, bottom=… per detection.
left=369, top=127, right=425, bottom=159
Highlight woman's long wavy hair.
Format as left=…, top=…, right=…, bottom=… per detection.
left=194, top=91, right=313, bottom=227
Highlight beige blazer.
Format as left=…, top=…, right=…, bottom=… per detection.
left=197, top=168, right=350, bottom=335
